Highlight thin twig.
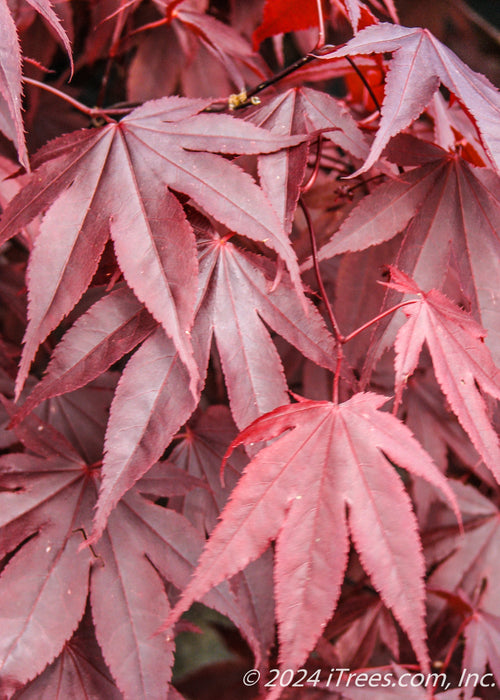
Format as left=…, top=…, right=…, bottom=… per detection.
left=243, top=54, right=317, bottom=102
left=22, top=77, right=123, bottom=121
left=342, top=300, right=417, bottom=344
left=96, top=5, right=130, bottom=109
left=346, top=56, right=382, bottom=114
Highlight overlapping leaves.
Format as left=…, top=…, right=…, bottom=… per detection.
left=0, top=398, right=258, bottom=699
left=323, top=23, right=500, bottom=174
left=0, top=0, right=72, bottom=169
left=246, top=86, right=369, bottom=233
left=0, top=96, right=304, bottom=398
left=91, top=230, right=336, bottom=541
left=317, top=142, right=500, bottom=365
left=388, top=268, right=500, bottom=484
left=1, top=0, right=500, bottom=697
left=165, top=392, right=460, bottom=683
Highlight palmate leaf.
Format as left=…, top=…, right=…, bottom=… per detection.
left=322, top=23, right=500, bottom=174
left=164, top=392, right=460, bottom=687
left=128, top=0, right=267, bottom=101
left=168, top=405, right=250, bottom=534
left=388, top=268, right=500, bottom=484
left=426, top=481, right=500, bottom=617
left=11, top=286, right=157, bottom=426
left=429, top=589, right=500, bottom=700
left=0, top=0, right=72, bottom=169
left=0, top=449, right=95, bottom=696
left=462, top=610, right=500, bottom=700
left=317, top=144, right=500, bottom=366
left=0, top=96, right=304, bottom=398
left=169, top=406, right=275, bottom=664
left=91, top=230, right=336, bottom=542
left=331, top=598, right=399, bottom=670
left=246, top=86, right=369, bottom=233
left=12, top=614, right=123, bottom=700
left=402, top=361, right=488, bottom=525
left=0, top=406, right=257, bottom=699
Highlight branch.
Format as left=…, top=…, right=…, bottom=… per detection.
left=22, top=78, right=131, bottom=121
left=345, top=56, right=381, bottom=114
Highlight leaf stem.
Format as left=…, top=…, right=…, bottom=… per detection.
left=22, top=77, right=122, bottom=122
left=299, top=197, right=344, bottom=403
left=343, top=300, right=417, bottom=344
left=302, top=135, right=323, bottom=193
left=314, top=0, right=326, bottom=49
left=299, top=199, right=341, bottom=341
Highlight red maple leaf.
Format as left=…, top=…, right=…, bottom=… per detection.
left=128, top=1, right=267, bottom=100
left=169, top=405, right=276, bottom=665
left=0, top=97, right=304, bottom=398
left=90, top=227, right=336, bottom=541
left=316, top=142, right=500, bottom=367
left=0, top=398, right=258, bottom=698
left=426, top=481, right=500, bottom=618
left=164, top=392, right=460, bottom=683
left=11, top=612, right=123, bottom=700
left=322, top=23, right=500, bottom=174
left=0, top=0, right=72, bottom=168
left=252, top=0, right=325, bottom=50
left=386, top=268, right=500, bottom=484
left=246, top=86, right=369, bottom=233
left=426, top=588, right=500, bottom=699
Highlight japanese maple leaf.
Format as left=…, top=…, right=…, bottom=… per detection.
left=401, top=360, right=490, bottom=527
left=402, top=360, right=482, bottom=478
left=316, top=142, right=500, bottom=366
left=0, top=0, right=72, bottom=169
left=330, top=597, right=399, bottom=670
left=318, top=588, right=399, bottom=672
left=426, top=587, right=500, bottom=700
left=169, top=405, right=275, bottom=663
left=195, top=234, right=337, bottom=429
left=91, top=229, right=336, bottom=542
left=164, top=392, right=460, bottom=685
left=426, top=481, right=500, bottom=618
left=322, top=23, right=500, bottom=174
left=462, top=609, right=500, bottom=699
left=11, top=286, right=158, bottom=426
left=0, top=405, right=259, bottom=698
left=12, top=614, right=123, bottom=700
left=0, top=96, right=304, bottom=398
left=83, top=0, right=266, bottom=100
left=387, top=268, right=500, bottom=485
left=246, top=86, right=369, bottom=233
left=169, top=405, right=250, bottom=534
left=128, top=0, right=267, bottom=101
